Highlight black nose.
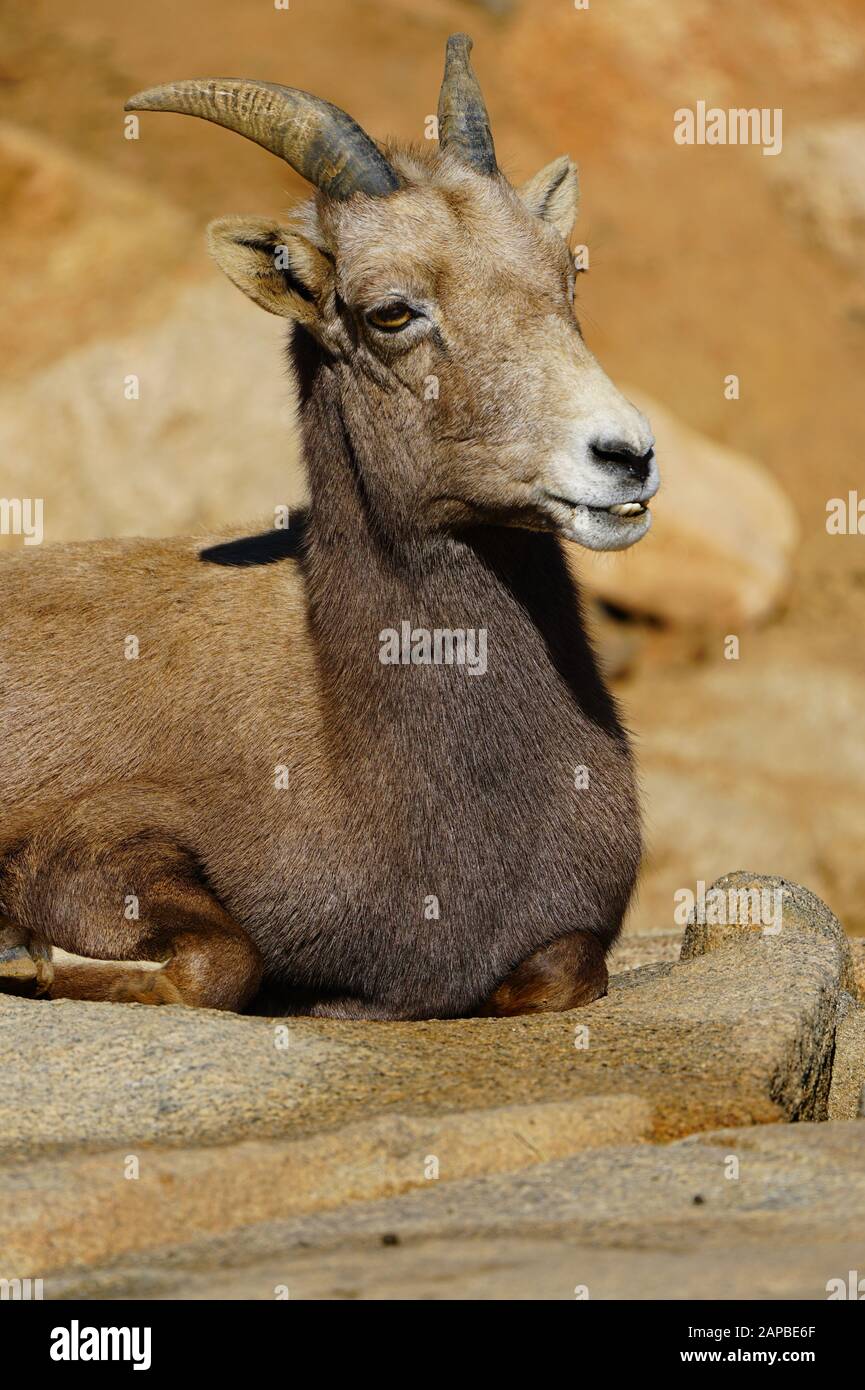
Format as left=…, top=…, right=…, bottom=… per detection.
left=591, top=440, right=655, bottom=486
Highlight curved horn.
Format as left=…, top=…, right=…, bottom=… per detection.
left=437, top=34, right=497, bottom=175
left=124, top=79, right=400, bottom=200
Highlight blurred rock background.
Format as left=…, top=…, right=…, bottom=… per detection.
left=2, top=0, right=864, bottom=936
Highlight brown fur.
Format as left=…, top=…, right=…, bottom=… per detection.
left=0, top=141, right=648, bottom=1018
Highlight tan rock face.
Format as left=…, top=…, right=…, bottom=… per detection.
left=680, top=871, right=855, bottom=987
left=828, top=999, right=865, bottom=1120
left=1, top=1098, right=653, bottom=1278
left=0, top=875, right=854, bottom=1291
left=45, top=1120, right=865, bottom=1301
left=570, top=389, right=799, bottom=627
left=0, top=283, right=303, bottom=549
left=624, top=660, right=865, bottom=939
left=608, top=931, right=682, bottom=974
left=769, top=120, right=865, bottom=271
left=0, top=123, right=193, bottom=382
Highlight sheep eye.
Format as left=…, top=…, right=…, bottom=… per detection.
left=366, top=301, right=415, bottom=332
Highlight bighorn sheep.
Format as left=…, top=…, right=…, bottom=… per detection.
left=0, top=36, right=657, bottom=1019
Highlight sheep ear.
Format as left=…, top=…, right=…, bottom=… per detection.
left=518, top=156, right=579, bottom=239
left=206, top=216, right=332, bottom=322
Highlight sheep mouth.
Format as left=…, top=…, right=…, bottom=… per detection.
left=538, top=490, right=654, bottom=552
left=545, top=494, right=649, bottom=519
left=598, top=500, right=647, bottom=518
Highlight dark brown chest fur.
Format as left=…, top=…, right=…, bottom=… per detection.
left=197, top=515, right=640, bottom=1018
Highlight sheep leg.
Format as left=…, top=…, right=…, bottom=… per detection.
left=478, top=930, right=608, bottom=1016
left=1, top=806, right=263, bottom=1012
left=36, top=881, right=264, bottom=1012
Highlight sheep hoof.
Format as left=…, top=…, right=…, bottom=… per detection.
left=0, top=925, right=54, bottom=995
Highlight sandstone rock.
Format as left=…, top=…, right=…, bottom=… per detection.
left=0, top=123, right=192, bottom=381
left=570, top=389, right=799, bottom=627
left=41, top=1120, right=865, bottom=1300
left=678, top=872, right=854, bottom=1123
left=769, top=120, right=865, bottom=271
left=626, top=661, right=865, bottom=940
left=607, top=931, right=681, bottom=974
left=0, top=874, right=852, bottom=1283
left=827, top=996, right=865, bottom=1120
left=680, top=871, right=855, bottom=990
left=1, top=1097, right=652, bottom=1278
left=0, top=282, right=304, bottom=550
